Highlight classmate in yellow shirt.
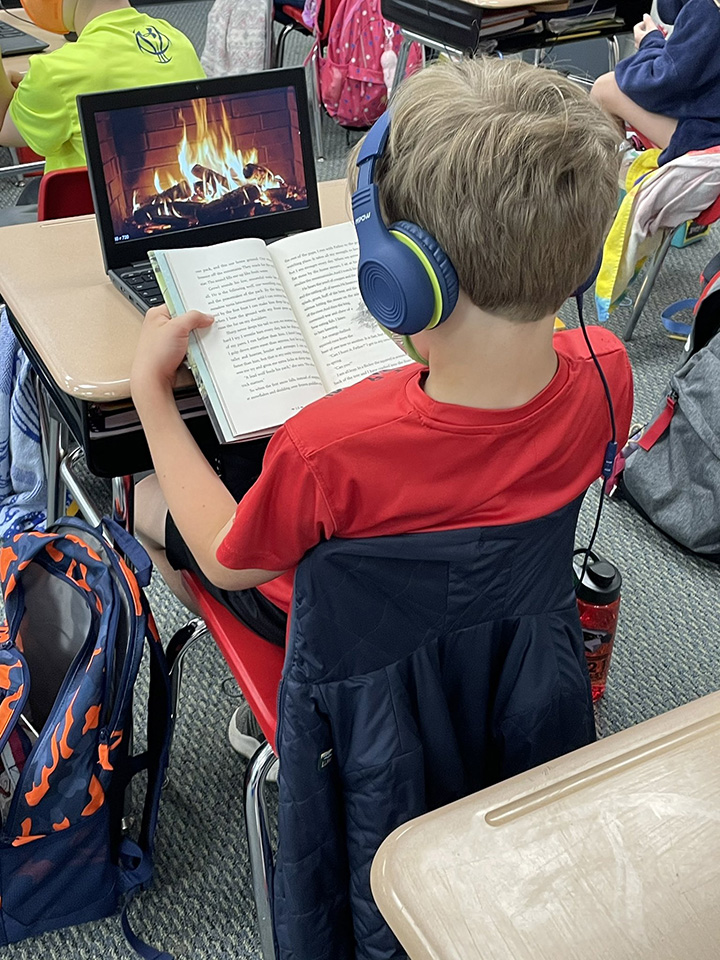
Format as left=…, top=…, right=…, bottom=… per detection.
left=0, top=0, right=204, bottom=173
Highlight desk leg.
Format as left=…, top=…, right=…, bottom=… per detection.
left=112, top=475, right=135, bottom=535
left=34, top=378, right=66, bottom=526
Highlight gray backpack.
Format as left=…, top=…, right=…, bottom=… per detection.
left=619, top=270, right=720, bottom=561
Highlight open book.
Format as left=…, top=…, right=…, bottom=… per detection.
left=150, top=221, right=411, bottom=443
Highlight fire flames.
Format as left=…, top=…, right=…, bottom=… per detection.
left=126, top=99, right=306, bottom=234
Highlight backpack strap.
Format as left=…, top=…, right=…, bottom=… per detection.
left=637, top=393, right=678, bottom=452
left=661, top=298, right=696, bottom=338
left=118, top=612, right=174, bottom=959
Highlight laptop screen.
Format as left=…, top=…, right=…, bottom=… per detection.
left=79, top=70, right=321, bottom=271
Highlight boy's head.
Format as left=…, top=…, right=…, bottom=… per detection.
left=350, top=58, right=621, bottom=323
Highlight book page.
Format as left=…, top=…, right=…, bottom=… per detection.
left=271, top=222, right=412, bottom=392
left=162, top=240, right=325, bottom=439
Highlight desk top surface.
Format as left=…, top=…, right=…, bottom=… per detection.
left=0, top=11, right=63, bottom=71
left=0, top=178, right=351, bottom=402
left=371, top=690, right=720, bottom=960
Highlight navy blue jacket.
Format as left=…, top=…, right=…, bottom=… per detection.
left=271, top=500, right=596, bottom=960
left=615, top=0, right=720, bottom=163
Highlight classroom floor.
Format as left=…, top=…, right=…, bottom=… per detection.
left=2, top=7, right=719, bottom=959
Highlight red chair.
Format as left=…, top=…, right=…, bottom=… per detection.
left=167, top=572, right=283, bottom=960
left=37, top=166, right=94, bottom=222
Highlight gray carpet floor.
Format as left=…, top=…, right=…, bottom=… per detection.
left=1, top=6, right=719, bottom=958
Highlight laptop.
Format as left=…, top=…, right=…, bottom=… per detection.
left=0, top=18, right=48, bottom=57
left=78, top=68, right=321, bottom=313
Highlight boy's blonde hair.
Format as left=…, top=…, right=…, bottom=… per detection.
left=348, top=57, right=621, bottom=323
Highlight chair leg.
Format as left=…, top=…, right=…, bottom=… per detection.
left=274, top=23, right=293, bottom=68
left=606, top=34, right=620, bottom=71
left=112, top=474, right=135, bottom=535
left=623, top=230, right=674, bottom=341
left=390, top=36, right=412, bottom=97
left=165, top=618, right=210, bottom=762
left=245, top=741, right=279, bottom=960
left=60, top=446, right=102, bottom=527
left=263, top=0, right=274, bottom=69
left=308, top=47, right=325, bottom=162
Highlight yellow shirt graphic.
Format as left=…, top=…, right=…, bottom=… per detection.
left=9, top=8, right=205, bottom=172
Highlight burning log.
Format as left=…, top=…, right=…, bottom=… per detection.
left=191, top=163, right=228, bottom=194
left=138, top=180, right=191, bottom=208
left=244, top=162, right=285, bottom=186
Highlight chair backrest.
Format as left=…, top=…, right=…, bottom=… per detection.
left=37, top=166, right=94, bottom=222
left=318, top=0, right=344, bottom=42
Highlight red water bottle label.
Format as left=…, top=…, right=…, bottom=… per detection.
left=583, top=629, right=615, bottom=699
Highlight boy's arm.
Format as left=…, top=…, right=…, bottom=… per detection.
left=131, top=306, right=284, bottom=592
left=0, top=68, right=24, bottom=147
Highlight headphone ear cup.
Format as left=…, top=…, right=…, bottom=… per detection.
left=390, top=221, right=459, bottom=324
left=19, top=0, right=72, bottom=33
left=357, top=230, right=440, bottom=335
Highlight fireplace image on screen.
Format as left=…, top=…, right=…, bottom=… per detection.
left=97, top=87, right=308, bottom=242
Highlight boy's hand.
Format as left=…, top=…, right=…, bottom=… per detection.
left=131, top=305, right=213, bottom=397
left=634, top=13, right=660, bottom=47
left=6, top=70, right=23, bottom=89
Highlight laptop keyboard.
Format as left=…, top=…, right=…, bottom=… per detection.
left=0, top=22, right=25, bottom=38
left=118, top=265, right=164, bottom=308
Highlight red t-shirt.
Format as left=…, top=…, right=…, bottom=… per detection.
left=216, top=327, right=633, bottom=612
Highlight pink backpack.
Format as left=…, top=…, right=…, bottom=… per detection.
left=317, top=0, right=421, bottom=128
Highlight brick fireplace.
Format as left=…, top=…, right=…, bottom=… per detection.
left=97, top=87, right=307, bottom=239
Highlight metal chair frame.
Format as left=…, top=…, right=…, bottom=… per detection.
left=166, top=610, right=280, bottom=960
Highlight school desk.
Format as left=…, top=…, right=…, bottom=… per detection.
left=372, top=689, right=720, bottom=960
left=387, top=0, right=652, bottom=95
left=0, top=178, right=351, bottom=529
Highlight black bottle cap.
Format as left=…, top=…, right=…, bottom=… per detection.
left=574, top=552, right=622, bottom=604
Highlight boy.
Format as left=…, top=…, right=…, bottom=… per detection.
left=0, top=0, right=204, bottom=175
left=591, top=0, right=720, bottom=164
left=131, top=57, right=634, bottom=758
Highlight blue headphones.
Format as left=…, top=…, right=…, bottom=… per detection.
left=352, top=110, right=459, bottom=335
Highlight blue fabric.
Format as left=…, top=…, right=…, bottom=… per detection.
left=0, top=309, right=46, bottom=538
left=615, top=0, right=720, bottom=164
left=272, top=499, right=595, bottom=960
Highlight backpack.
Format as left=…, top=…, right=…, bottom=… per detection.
left=317, top=0, right=421, bottom=128
left=0, top=517, right=172, bottom=952
left=613, top=262, right=720, bottom=560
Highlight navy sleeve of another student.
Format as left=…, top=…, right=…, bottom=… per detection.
left=615, top=0, right=720, bottom=119
left=656, top=0, right=685, bottom=23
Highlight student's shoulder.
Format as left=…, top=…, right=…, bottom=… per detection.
left=556, top=325, right=632, bottom=391
left=555, top=325, right=629, bottom=365
left=670, top=0, right=720, bottom=32
left=284, top=365, right=420, bottom=454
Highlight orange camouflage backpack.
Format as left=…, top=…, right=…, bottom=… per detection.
left=0, top=517, right=171, bottom=955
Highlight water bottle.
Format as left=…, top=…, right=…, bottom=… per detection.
left=574, top=551, right=622, bottom=702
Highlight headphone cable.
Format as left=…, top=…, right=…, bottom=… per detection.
left=0, top=1, right=36, bottom=26
left=575, top=291, right=617, bottom=581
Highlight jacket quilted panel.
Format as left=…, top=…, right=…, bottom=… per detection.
left=273, top=497, right=594, bottom=960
